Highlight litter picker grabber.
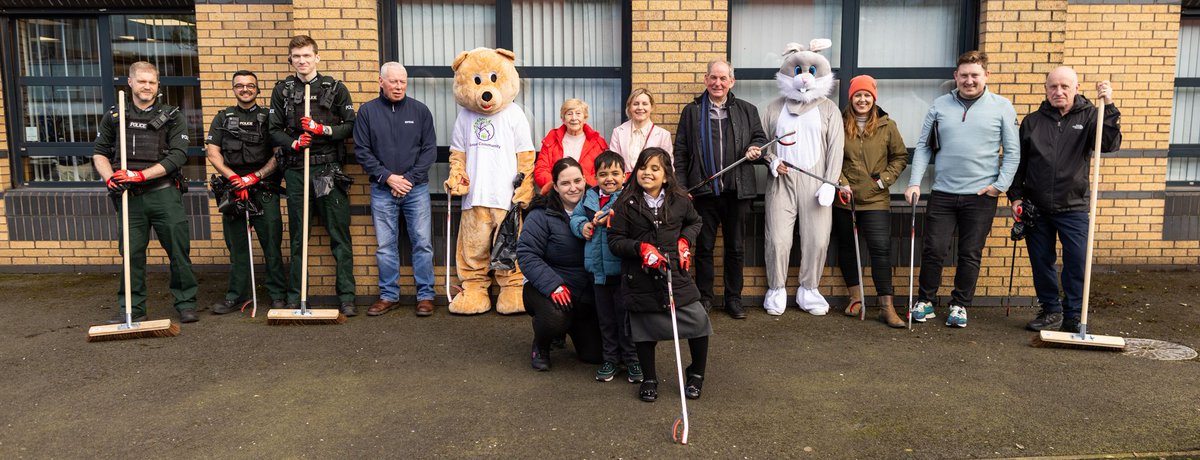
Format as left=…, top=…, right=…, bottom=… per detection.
left=778, top=160, right=864, bottom=320
left=1033, top=93, right=1125, bottom=351
left=664, top=255, right=690, bottom=445
left=686, top=131, right=795, bottom=194
left=444, top=194, right=460, bottom=304
left=88, top=91, right=180, bottom=341
left=268, top=83, right=345, bottom=325
left=907, top=199, right=917, bottom=329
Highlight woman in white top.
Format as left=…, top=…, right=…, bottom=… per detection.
left=609, top=89, right=674, bottom=172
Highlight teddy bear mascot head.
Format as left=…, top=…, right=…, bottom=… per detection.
left=443, top=47, right=536, bottom=315
left=760, top=39, right=846, bottom=317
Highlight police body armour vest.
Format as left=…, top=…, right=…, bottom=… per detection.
left=120, top=104, right=176, bottom=171
left=282, top=75, right=342, bottom=133
left=220, top=107, right=271, bottom=172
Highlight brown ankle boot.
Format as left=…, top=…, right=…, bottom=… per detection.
left=878, top=295, right=905, bottom=328
left=843, top=287, right=863, bottom=317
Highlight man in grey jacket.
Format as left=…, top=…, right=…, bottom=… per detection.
left=905, top=50, right=1019, bottom=328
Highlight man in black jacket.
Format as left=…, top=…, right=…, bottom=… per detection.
left=1007, top=66, right=1121, bottom=333
left=674, top=60, right=768, bottom=319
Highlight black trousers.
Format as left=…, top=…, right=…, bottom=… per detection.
left=595, top=281, right=637, bottom=365
left=832, top=208, right=894, bottom=295
left=525, top=284, right=603, bottom=364
left=693, top=193, right=750, bottom=304
left=917, top=191, right=998, bottom=307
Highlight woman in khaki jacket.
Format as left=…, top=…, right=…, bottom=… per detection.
left=834, top=75, right=909, bottom=327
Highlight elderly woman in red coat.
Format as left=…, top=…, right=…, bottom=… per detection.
left=535, top=98, right=609, bottom=194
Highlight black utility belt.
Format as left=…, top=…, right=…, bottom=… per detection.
left=292, top=153, right=339, bottom=165
left=130, top=179, right=174, bottom=195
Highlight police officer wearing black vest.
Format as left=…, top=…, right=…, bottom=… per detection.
left=268, top=35, right=358, bottom=315
left=94, top=61, right=199, bottom=324
left=206, top=70, right=288, bottom=314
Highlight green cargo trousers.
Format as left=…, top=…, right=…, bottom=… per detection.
left=284, top=166, right=355, bottom=304
left=117, top=185, right=198, bottom=316
left=221, top=187, right=287, bottom=303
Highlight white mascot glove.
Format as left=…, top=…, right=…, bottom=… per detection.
left=769, top=157, right=783, bottom=178
left=816, top=183, right=836, bottom=207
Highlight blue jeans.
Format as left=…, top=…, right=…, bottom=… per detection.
left=370, top=183, right=435, bottom=302
left=1024, top=211, right=1088, bottom=322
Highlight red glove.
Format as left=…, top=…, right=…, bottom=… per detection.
left=230, top=173, right=260, bottom=190
left=838, top=187, right=852, bottom=205
left=640, top=243, right=665, bottom=269
left=111, top=169, right=146, bottom=184
left=300, top=116, right=327, bottom=136
left=291, top=133, right=312, bottom=151
left=551, top=285, right=572, bottom=309
left=105, top=177, right=128, bottom=193
left=677, top=238, right=691, bottom=272
left=234, top=189, right=250, bottom=202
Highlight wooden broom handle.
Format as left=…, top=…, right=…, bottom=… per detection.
left=119, top=91, right=132, bottom=323
left=301, top=83, right=311, bottom=306
left=1080, top=95, right=1104, bottom=327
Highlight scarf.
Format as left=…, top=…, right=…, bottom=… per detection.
left=699, top=93, right=721, bottom=196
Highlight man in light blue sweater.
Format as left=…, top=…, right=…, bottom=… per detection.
left=904, top=51, right=1019, bottom=328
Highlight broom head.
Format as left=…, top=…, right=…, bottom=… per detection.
left=266, top=308, right=346, bottom=325
left=1032, top=330, right=1126, bottom=351
left=87, top=319, right=180, bottom=342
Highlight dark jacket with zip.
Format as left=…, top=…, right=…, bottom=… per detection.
left=674, top=92, right=768, bottom=199
left=1007, top=95, right=1121, bottom=214
left=607, top=189, right=703, bottom=312
left=353, top=92, right=437, bottom=186
left=517, top=199, right=593, bottom=299
left=836, top=106, right=908, bottom=211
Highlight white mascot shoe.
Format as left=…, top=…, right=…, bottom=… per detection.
left=763, top=288, right=786, bottom=316
left=797, top=288, right=829, bottom=316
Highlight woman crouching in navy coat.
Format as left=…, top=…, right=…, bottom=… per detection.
left=517, top=157, right=603, bottom=371
left=607, top=147, right=710, bottom=402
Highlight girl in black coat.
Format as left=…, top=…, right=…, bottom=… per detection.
left=608, top=147, right=711, bottom=402
left=517, top=157, right=602, bottom=371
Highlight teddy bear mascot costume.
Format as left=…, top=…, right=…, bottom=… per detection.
left=444, top=48, right=536, bottom=315
left=761, top=40, right=845, bottom=316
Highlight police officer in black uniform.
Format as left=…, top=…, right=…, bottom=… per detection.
left=206, top=70, right=288, bottom=314
left=268, top=35, right=358, bottom=316
left=94, top=61, right=199, bottom=324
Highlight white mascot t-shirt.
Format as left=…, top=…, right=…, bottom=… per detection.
left=450, top=104, right=535, bottom=210
left=775, top=104, right=824, bottom=171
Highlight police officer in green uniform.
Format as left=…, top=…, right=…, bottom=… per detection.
left=268, top=35, right=358, bottom=316
left=205, top=70, right=288, bottom=314
left=94, top=61, right=199, bottom=324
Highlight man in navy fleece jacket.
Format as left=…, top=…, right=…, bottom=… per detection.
left=354, top=62, right=438, bottom=317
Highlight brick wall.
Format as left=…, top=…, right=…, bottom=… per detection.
left=630, top=0, right=727, bottom=131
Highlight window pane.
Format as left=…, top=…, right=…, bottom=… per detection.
left=1167, top=157, right=1200, bottom=184
left=110, top=15, right=198, bottom=77
left=1178, top=18, right=1199, bottom=78
left=1171, top=87, right=1200, bottom=145
left=513, top=0, right=621, bottom=67
left=16, top=18, right=101, bottom=77
left=397, top=0, right=495, bottom=66
left=407, top=77, right=457, bottom=146
left=113, top=85, right=205, bottom=148
left=22, top=86, right=104, bottom=143
left=731, top=0, right=842, bottom=69
left=518, top=78, right=622, bottom=145
left=858, top=0, right=960, bottom=67
left=21, top=156, right=98, bottom=183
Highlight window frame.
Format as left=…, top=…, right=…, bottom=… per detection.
left=0, top=10, right=203, bottom=189
left=377, top=0, right=633, bottom=177
left=1167, top=10, right=1200, bottom=188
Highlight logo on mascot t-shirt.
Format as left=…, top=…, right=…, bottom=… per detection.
left=473, top=118, right=496, bottom=142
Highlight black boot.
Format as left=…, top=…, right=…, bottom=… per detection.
left=639, top=379, right=658, bottom=402
left=105, top=311, right=147, bottom=324
left=530, top=343, right=550, bottom=371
